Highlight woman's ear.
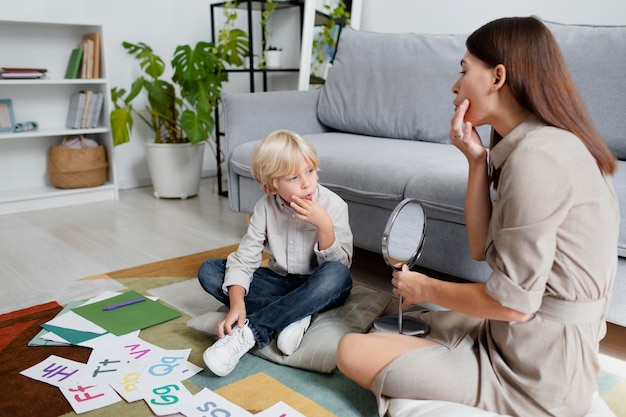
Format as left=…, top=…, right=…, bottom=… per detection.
left=493, top=64, right=506, bottom=90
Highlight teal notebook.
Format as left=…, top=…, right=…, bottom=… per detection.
left=71, top=290, right=181, bottom=336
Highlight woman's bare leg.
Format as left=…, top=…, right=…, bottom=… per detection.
left=337, top=332, right=439, bottom=389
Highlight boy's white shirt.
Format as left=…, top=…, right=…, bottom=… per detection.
left=223, top=184, right=353, bottom=295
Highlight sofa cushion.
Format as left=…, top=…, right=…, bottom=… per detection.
left=187, top=286, right=392, bottom=373
left=613, top=161, right=626, bottom=257
left=544, top=20, right=626, bottom=160
left=318, top=28, right=467, bottom=144
left=229, top=132, right=469, bottom=224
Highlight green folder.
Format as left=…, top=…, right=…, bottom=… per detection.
left=64, top=48, right=83, bottom=79
left=72, top=290, right=181, bottom=336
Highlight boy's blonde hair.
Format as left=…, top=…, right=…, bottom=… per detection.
left=250, top=130, right=319, bottom=194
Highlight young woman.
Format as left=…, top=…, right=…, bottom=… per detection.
left=337, top=17, right=619, bottom=417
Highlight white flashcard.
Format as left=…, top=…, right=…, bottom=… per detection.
left=137, top=380, right=193, bottom=416
left=43, top=310, right=108, bottom=335
left=108, top=362, right=146, bottom=403
left=80, top=343, right=136, bottom=385
left=60, top=382, right=122, bottom=414
left=81, top=291, right=124, bottom=305
left=255, top=401, right=307, bottom=417
left=116, top=333, right=167, bottom=365
left=175, top=387, right=253, bottom=417
left=39, top=331, right=71, bottom=344
left=78, top=331, right=123, bottom=349
left=139, top=348, right=202, bottom=385
left=20, top=355, right=88, bottom=388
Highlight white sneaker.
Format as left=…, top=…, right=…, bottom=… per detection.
left=203, top=322, right=255, bottom=376
left=277, top=315, right=312, bottom=356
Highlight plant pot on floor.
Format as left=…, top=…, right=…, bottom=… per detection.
left=144, top=142, right=205, bottom=199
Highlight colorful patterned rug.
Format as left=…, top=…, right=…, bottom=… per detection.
left=2, top=245, right=625, bottom=417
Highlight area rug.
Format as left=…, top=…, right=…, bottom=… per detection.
left=3, top=245, right=626, bottom=417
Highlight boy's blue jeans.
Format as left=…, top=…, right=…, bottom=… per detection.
left=197, top=259, right=352, bottom=349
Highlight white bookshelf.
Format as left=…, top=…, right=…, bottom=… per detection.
left=0, top=20, right=118, bottom=215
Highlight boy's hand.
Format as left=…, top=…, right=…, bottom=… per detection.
left=217, top=306, right=247, bottom=338
left=218, top=286, right=247, bottom=338
left=290, top=194, right=335, bottom=251
left=290, top=194, right=332, bottom=229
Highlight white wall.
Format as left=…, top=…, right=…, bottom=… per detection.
left=360, top=0, right=626, bottom=34
left=3, top=0, right=624, bottom=190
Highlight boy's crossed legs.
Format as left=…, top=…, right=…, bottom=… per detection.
left=197, top=259, right=352, bottom=376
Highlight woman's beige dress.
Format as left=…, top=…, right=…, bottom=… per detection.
left=372, top=116, right=620, bottom=417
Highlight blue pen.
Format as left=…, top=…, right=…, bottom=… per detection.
left=102, top=297, right=146, bottom=311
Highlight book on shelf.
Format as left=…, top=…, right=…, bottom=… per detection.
left=64, top=48, right=84, bottom=79
left=66, top=90, right=104, bottom=129
left=87, top=92, right=104, bottom=128
left=80, top=90, right=94, bottom=128
left=79, top=38, right=94, bottom=79
left=83, top=32, right=101, bottom=78
left=0, top=67, right=47, bottom=79
left=66, top=91, right=86, bottom=129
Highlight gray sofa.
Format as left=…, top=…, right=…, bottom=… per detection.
left=222, top=21, right=626, bottom=327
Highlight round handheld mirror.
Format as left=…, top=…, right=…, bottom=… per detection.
left=372, top=198, right=430, bottom=336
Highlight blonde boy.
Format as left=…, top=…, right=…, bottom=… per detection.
left=198, top=130, right=353, bottom=376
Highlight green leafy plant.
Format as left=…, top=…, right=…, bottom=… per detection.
left=110, top=29, right=248, bottom=147
left=258, top=0, right=279, bottom=68
left=312, top=0, right=350, bottom=66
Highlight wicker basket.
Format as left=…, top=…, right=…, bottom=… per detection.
left=48, top=136, right=108, bottom=189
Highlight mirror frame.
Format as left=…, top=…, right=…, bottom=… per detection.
left=381, top=198, right=427, bottom=271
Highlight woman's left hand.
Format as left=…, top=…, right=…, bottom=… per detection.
left=391, top=264, right=430, bottom=308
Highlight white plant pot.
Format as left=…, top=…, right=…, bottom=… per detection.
left=144, top=142, right=205, bottom=199
left=264, top=50, right=282, bottom=69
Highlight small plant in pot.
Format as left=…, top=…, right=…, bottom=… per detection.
left=263, top=45, right=283, bottom=69
left=110, top=30, right=248, bottom=198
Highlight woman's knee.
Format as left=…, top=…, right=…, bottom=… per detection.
left=337, top=333, right=361, bottom=370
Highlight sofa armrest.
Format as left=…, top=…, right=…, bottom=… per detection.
left=222, top=90, right=328, bottom=211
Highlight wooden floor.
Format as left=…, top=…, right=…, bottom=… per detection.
left=1, top=177, right=624, bottom=376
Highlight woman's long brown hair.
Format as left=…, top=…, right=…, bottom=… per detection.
left=466, top=17, right=616, bottom=177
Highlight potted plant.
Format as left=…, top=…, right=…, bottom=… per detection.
left=311, top=0, right=350, bottom=78
left=264, top=45, right=283, bottom=69
left=109, top=28, right=248, bottom=198
left=259, top=0, right=278, bottom=68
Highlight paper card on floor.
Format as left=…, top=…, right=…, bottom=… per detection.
left=109, top=362, right=146, bottom=402
left=114, top=332, right=167, bottom=365
left=41, top=310, right=108, bottom=345
left=20, top=355, right=88, bottom=388
left=175, top=387, right=253, bottom=417
left=71, top=290, right=181, bottom=336
left=28, top=300, right=83, bottom=346
left=80, top=343, right=137, bottom=386
left=255, top=401, right=307, bottom=417
left=139, top=348, right=203, bottom=385
left=137, top=380, right=194, bottom=416
left=77, top=331, right=123, bottom=349
left=59, top=381, right=122, bottom=414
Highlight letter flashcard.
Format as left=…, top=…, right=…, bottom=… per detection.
left=175, top=388, right=253, bottom=417
left=20, top=355, right=87, bottom=388
left=60, top=383, right=122, bottom=414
